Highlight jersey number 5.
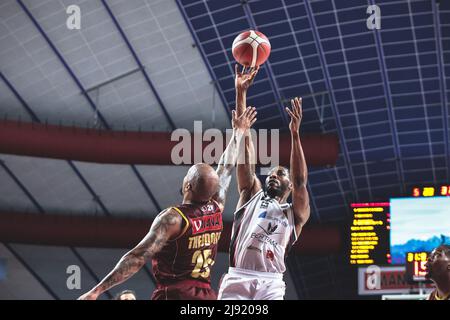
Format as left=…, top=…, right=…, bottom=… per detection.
left=191, top=249, right=215, bottom=279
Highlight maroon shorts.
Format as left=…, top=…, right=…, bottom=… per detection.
left=151, top=280, right=217, bottom=300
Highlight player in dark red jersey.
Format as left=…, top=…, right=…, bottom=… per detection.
left=78, top=106, right=257, bottom=300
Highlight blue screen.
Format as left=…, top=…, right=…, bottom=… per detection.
left=390, top=197, right=450, bottom=264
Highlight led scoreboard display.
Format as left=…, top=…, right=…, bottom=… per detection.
left=405, top=252, right=429, bottom=283
left=350, top=202, right=390, bottom=265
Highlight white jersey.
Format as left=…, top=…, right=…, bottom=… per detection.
left=229, top=190, right=298, bottom=274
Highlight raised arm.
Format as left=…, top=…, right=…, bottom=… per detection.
left=285, top=97, right=311, bottom=236
left=214, top=107, right=257, bottom=211
left=78, top=208, right=182, bottom=300
left=234, top=64, right=262, bottom=206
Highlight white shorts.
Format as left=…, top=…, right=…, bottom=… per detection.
left=217, top=267, right=286, bottom=300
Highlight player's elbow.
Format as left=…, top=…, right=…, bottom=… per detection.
left=127, top=248, right=149, bottom=265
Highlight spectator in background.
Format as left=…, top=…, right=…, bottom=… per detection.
left=425, top=244, right=450, bottom=300
left=114, top=290, right=137, bottom=300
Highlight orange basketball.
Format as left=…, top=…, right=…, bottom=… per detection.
left=232, top=30, right=271, bottom=68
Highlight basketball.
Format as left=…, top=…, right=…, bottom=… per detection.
left=232, top=30, right=271, bottom=68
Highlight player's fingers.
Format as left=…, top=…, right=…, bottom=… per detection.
left=294, top=97, right=301, bottom=116
left=293, top=98, right=299, bottom=116
left=250, top=67, right=259, bottom=78
left=243, top=106, right=251, bottom=115
left=285, top=107, right=294, bottom=118
left=232, top=110, right=236, bottom=121
left=295, top=97, right=301, bottom=109
left=235, top=64, right=240, bottom=76
left=291, top=99, right=297, bottom=115
left=245, top=106, right=256, bottom=118
left=241, top=107, right=252, bottom=119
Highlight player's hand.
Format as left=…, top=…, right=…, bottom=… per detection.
left=235, top=64, right=259, bottom=92
left=232, top=106, right=257, bottom=132
left=77, top=290, right=100, bottom=300
left=285, top=97, right=302, bottom=134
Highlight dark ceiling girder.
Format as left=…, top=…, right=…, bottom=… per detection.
left=0, top=161, right=114, bottom=299
left=175, top=0, right=232, bottom=119
left=0, top=160, right=44, bottom=213
left=242, top=2, right=290, bottom=126
left=432, top=0, right=450, bottom=179
left=0, top=68, right=111, bottom=216
left=0, top=72, right=39, bottom=123
left=304, top=1, right=358, bottom=202
left=16, top=0, right=109, bottom=129
left=0, top=211, right=344, bottom=255
left=3, top=243, right=59, bottom=300
left=368, top=0, right=406, bottom=194
left=16, top=0, right=162, bottom=213
left=100, top=0, right=176, bottom=130
left=0, top=119, right=340, bottom=167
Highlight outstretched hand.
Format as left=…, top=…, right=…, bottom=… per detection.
left=285, top=97, right=303, bottom=134
left=235, top=64, right=259, bottom=92
left=232, top=106, right=257, bottom=132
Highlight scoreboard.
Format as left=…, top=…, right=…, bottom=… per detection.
left=350, top=202, right=390, bottom=265
left=349, top=185, right=449, bottom=266
left=405, top=252, right=429, bottom=283
left=412, top=185, right=450, bottom=197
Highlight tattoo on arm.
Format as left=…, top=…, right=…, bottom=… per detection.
left=95, top=209, right=181, bottom=294
left=215, top=129, right=244, bottom=207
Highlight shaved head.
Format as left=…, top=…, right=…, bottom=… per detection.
left=183, top=163, right=219, bottom=203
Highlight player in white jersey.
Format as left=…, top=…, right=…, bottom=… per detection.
left=218, top=66, right=310, bottom=300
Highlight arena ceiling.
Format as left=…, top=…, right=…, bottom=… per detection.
left=0, top=0, right=449, bottom=299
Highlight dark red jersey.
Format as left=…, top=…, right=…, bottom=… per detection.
left=151, top=200, right=223, bottom=287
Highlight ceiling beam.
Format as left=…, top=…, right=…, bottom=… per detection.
left=16, top=0, right=163, bottom=213
left=432, top=0, right=450, bottom=180
left=3, top=243, right=59, bottom=300
left=175, top=0, right=231, bottom=119
left=101, top=0, right=176, bottom=130
left=0, top=161, right=114, bottom=299
left=0, top=211, right=344, bottom=255
left=304, top=1, right=358, bottom=202
left=242, top=2, right=290, bottom=126
left=0, top=119, right=340, bottom=167
left=368, top=0, right=406, bottom=194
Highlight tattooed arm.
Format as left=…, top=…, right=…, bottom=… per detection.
left=234, top=65, right=262, bottom=208
left=213, top=107, right=257, bottom=212
left=77, top=208, right=182, bottom=300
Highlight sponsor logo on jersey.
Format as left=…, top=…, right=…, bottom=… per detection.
left=266, top=249, right=275, bottom=261
left=251, top=233, right=278, bottom=247
left=258, top=211, right=288, bottom=227
left=258, top=222, right=281, bottom=236
left=191, top=212, right=222, bottom=235
left=258, top=211, right=267, bottom=218
left=247, top=245, right=262, bottom=253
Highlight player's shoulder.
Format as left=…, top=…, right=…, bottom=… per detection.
left=159, top=206, right=185, bottom=223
